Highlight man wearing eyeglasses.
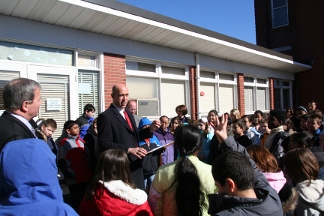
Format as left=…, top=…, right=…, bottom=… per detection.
left=126, top=99, right=142, bottom=127
left=0, top=78, right=42, bottom=151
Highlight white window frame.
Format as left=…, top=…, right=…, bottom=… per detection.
left=271, top=0, right=289, bottom=28
left=199, top=69, right=237, bottom=116
left=126, top=58, right=189, bottom=119
left=75, top=50, right=102, bottom=115
left=274, top=79, right=292, bottom=110
left=244, top=76, right=270, bottom=114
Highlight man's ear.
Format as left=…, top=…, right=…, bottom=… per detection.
left=21, top=101, right=29, bottom=112
left=225, top=178, right=236, bottom=193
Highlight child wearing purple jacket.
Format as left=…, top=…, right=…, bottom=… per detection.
left=153, top=116, right=175, bottom=165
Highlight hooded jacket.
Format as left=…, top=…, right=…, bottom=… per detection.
left=79, top=180, right=153, bottom=216
left=294, top=179, right=324, bottom=215
left=0, top=138, right=77, bottom=216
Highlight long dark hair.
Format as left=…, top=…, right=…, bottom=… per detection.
left=173, top=125, right=205, bottom=216
left=85, top=149, right=134, bottom=200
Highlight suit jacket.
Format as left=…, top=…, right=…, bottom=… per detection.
left=98, top=104, right=150, bottom=190
left=0, top=111, right=36, bottom=151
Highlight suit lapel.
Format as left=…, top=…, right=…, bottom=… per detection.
left=110, top=104, right=135, bottom=134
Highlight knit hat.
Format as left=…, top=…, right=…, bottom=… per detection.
left=138, top=118, right=152, bottom=129
left=296, top=106, right=308, bottom=113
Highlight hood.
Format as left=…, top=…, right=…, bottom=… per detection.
left=0, top=138, right=63, bottom=205
left=296, top=179, right=324, bottom=211
left=100, top=180, right=147, bottom=205
left=138, top=118, right=152, bottom=130
left=263, top=171, right=286, bottom=193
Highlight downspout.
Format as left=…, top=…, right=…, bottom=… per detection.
left=195, top=53, right=201, bottom=119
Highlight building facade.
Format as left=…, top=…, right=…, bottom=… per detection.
left=254, top=0, right=323, bottom=110
left=0, top=0, right=309, bottom=137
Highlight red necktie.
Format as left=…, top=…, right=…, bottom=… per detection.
left=123, top=110, right=134, bottom=130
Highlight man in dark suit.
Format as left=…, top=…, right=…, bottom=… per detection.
left=98, top=84, right=160, bottom=190
left=0, top=78, right=42, bottom=151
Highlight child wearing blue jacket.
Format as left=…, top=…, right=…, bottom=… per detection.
left=138, top=118, right=163, bottom=191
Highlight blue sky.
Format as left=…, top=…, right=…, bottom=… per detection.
left=118, top=0, right=256, bottom=44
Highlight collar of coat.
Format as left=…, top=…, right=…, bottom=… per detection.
left=99, top=180, right=148, bottom=205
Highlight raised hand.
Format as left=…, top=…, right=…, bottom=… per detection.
left=210, top=113, right=229, bottom=143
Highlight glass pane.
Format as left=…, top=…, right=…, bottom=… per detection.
left=219, top=73, right=234, bottom=81
left=256, top=87, right=266, bottom=110
left=200, top=71, right=215, bottom=79
left=273, top=7, right=288, bottom=27
left=219, top=84, right=234, bottom=114
left=283, top=89, right=291, bottom=109
left=126, top=76, right=158, bottom=99
left=244, top=87, right=254, bottom=112
left=126, top=61, right=156, bottom=72
left=0, top=41, right=73, bottom=66
left=257, top=78, right=267, bottom=84
left=273, top=0, right=286, bottom=8
left=78, top=54, right=98, bottom=68
left=200, top=82, right=216, bottom=113
left=78, top=71, right=99, bottom=117
left=283, top=81, right=290, bottom=87
left=161, top=79, right=186, bottom=117
left=162, top=66, right=185, bottom=76
left=244, top=77, right=254, bottom=83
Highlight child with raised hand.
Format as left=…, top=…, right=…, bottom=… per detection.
left=58, top=120, right=91, bottom=211
left=208, top=113, right=283, bottom=215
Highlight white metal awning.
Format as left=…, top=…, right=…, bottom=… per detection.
left=0, top=0, right=311, bottom=72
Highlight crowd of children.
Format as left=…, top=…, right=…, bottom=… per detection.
left=23, top=101, right=324, bottom=215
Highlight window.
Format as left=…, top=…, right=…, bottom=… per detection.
left=0, top=41, right=73, bottom=66
left=77, top=52, right=101, bottom=116
left=126, top=60, right=188, bottom=117
left=274, top=79, right=292, bottom=110
left=244, top=77, right=269, bottom=113
left=199, top=71, right=237, bottom=115
left=126, top=61, right=156, bottom=72
left=272, top=0, right=289, bottom=28
left=160, top=80, right=186, bottom=116
left=200, top=82, right=216, bottom=113
left=219, top=84, right=235, bottom=113
left=78, top=71, right=99, bottom=117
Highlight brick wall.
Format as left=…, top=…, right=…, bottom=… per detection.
left=189, top=66, right=197, bottom=120
left=103, top=53, right=126, bottom=109
left=255, top=0, right=324, bottom=110
left=269, top=78, right=274, bottom=110
left=237, top=73, right=245, bottom=115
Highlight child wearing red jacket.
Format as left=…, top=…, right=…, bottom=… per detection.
left=58, top=120, right=91, bottom=211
